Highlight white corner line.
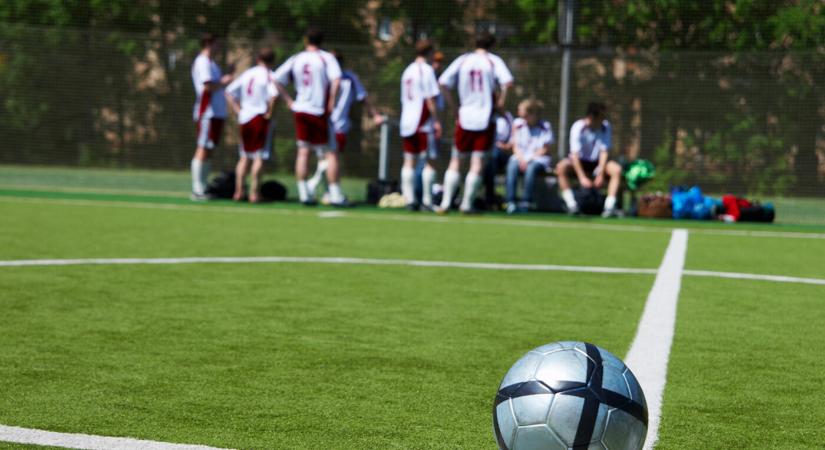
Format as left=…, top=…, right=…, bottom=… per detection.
left=624, top=229, right=689, bottom=450
left=683, top=269, right=825, bottom=286
left=0, top=424, right=231, bottom=450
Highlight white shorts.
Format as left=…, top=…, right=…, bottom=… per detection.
left=195, top=116, right=225, bottom=150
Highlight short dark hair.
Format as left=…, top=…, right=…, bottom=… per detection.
left=475, top=31, right=496, bottom=50
left=257, top=48, right=275, bottom=65
left=305, top=27, right=324, bottom=46
left=586, top=102, right=607, bottom=118
left=415, top=39, right=434, bottom=57
left=200, top=32, right=216, bottom=49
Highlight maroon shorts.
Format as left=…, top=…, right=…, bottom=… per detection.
left=240, top=115, right=269, bottom=153
left=454, top=121, right=495, bottom=152
left=195, top=117, right=225, bottom=149
left=294, top=112, right=329, bottom=145
left=334, top=132, right=347, bottom=152
left=402, top=132, right=429, bottom=155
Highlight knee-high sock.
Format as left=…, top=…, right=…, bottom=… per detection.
left=401, top=166, right=415, bottom=204
left=604, top=195, right=617, bottom=211
left=460, top=172, right=481, bottom=211
left=201, top=161, right=210, bottom=193
left=421, top=166, right=436, bottom=207
left=297, top=180, right=310, bottom=202
left=328, top=183, right=345, bottom=204
left=191, top=159, right=204, bottom=195
left=440, top=169, right=461, bottom=210
left=562, top=188, right=577, bottom=209
left=307, top=160, right=328, bottom=194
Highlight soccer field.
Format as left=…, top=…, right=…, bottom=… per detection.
left=1, top=188, right=824, bottom=449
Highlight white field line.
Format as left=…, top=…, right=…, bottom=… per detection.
left=2, top=195, right=825, bottom=240
left=0, top=424, right=231, bottom=450
left=1, top=255, right=824, bottom=287
left=624, top=229, right=689, bottom=450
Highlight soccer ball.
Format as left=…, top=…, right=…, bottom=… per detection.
left=493, top=341, right=648, bottom=450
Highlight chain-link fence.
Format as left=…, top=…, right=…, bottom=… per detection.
left=1, top=22, right=823, bottom=222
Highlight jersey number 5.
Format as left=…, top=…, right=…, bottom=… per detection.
left=302, top=64, right=312, bottom=87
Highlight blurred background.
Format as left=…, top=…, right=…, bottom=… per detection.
left=0, top=1, right=823, bottom=223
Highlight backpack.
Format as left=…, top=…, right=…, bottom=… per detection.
left=205, top=171, right=237, bottom=199
left=575, top=188, right=606, bottom=215
left=260, top=180, right=288, bottom=202
left=366, top=180, right=400, bottom=204
left=624, top=159, right=655, bottom=191
left=721, top=195, right=775, bottom=223
left=638, top=193, right=672, bottom=219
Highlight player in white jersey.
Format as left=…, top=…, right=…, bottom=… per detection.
left=225, top=48, right=278, bottom=203
left=399, top=40, right=442, bottom=210
left=190, top=33, right=235, bottom=200
left=306, top=50, right=383, bottom=201
left=555, top=102, right=623, bottom=217
left=273, top=27, right=344, bottom=206
left=436, top=32, right=513, bottom=214
left=484, top=110, right=514, bottom=209
left=505, top=99, right=554, bottom=214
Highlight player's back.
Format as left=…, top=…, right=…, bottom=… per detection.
left=399, top=61, right=439, bottom=137
left=191, top=53, right=226, bottom=120
left=227, top=65, right=275, bottom=124
left=274, top=50, right=341, bottom=116
left=440, top=51, right=512, bottom=131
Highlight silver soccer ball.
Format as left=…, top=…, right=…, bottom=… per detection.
left=493, top=341, right=647, bottom=450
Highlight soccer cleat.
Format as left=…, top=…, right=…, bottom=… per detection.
left=601, top=208, right=620, bottom=218
left=406, top=203, right=421, bottom=212
left=433, top=206, right=449, bottom=216
left=565, top=203, right=580, bottom=216
left=301, top=199, right=318, bottom=207
left=190, top=192, right=213, bottom=202
left=506, top=202, right=518, bottom=215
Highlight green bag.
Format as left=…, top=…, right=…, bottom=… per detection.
left=624, top=159, right=655, bottom=191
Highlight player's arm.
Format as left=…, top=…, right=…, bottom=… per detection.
left=425, top=96, right=442, bottom=138
left=225, top=92, right=241, bottom=115
left=327, top=77, right=340, bottom=115
left=362, top=96, right=384, bottom=125
left=439, top=85, right=456, bottom=113
left=594, top=148, right=609, bottom=188
left=496, top=82, right=513, bottom=113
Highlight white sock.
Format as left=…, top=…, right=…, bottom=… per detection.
left=401, top=166, right=415, bottom=205
left=297, top=180, right=310, bottom=202
left=421, top=166, right=436, bottom=207
left=201, top=161, right=211, bottom=193
left=460, top=172, right=481, bottom=211
left=191, top=159, right=205, bottom=195
left=328, top=183, right=345, bottom=204
left=562, top=188, right=577, bottom=209
left=440, top=169, right=461, bottom=210
left=604, top=195, right=617, bottom=211
left=307, top=161, right=328, bottom=193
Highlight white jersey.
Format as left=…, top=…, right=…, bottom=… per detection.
left=191, top=53, right=227, bottom=120
left=273, top=49, right=342, bottom=117
left=225, top=65, right=278, bottom=125
left=438, top=51, right=513, bottom=131
left=569, top=118, right=612, bottom=162
left=400, top=60, right=440, bottom=137
left=330, top=70, right=367, bottom=134
left=512, top=117, right=554, bottom=168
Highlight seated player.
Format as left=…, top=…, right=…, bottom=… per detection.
left=225, top=48, right=278, bottom=203
left=306, top=50, right=383, bottom=202
left=399, top=40, right=442, bottom=210
left=484, top=110, right=514, bottom=210
left=505, top=99, right=554, bottom=214
left=555, top=102, right=622, bottom=217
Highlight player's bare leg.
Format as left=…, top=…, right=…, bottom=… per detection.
left=459, top=151, right=485, bottom=213
left=306, top=159, right=329, bottom=199
left=555, top=158, right=578, bottom=214
left=295, top=145, right=314, bottom=204
left=190, top=147, right=211, bottom=200
left=234, top=155, right=249, bottom=201
left=601, top=160, right=623, bottom=217
left=324, top=150, right=347, bottom=206
left=437, top=154, right=463, bottom=214
left=249, top=157, right=264, bottom=203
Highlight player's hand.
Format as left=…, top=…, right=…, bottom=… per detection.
left=326, top=100, right=335, bottom=115
left=579, top=176, right=593, bottom=189
left=594, top=174, right=605, bottom=188
left=519, top=159, right=528, bottom=172
left=434, top=121, right=442, bottom=139
left=285, top=98, right=294, bottom=109
left=372, top=113, right=385, bottom=125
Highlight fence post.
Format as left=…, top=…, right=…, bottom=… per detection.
left=378, top=115, right=390, bottom=181
left=557, top=0, right=575, bottom=160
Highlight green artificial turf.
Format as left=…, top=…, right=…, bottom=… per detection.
left=657, top=278, right=825, bottom=449
left=0, top=264, right=652, bottom=449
